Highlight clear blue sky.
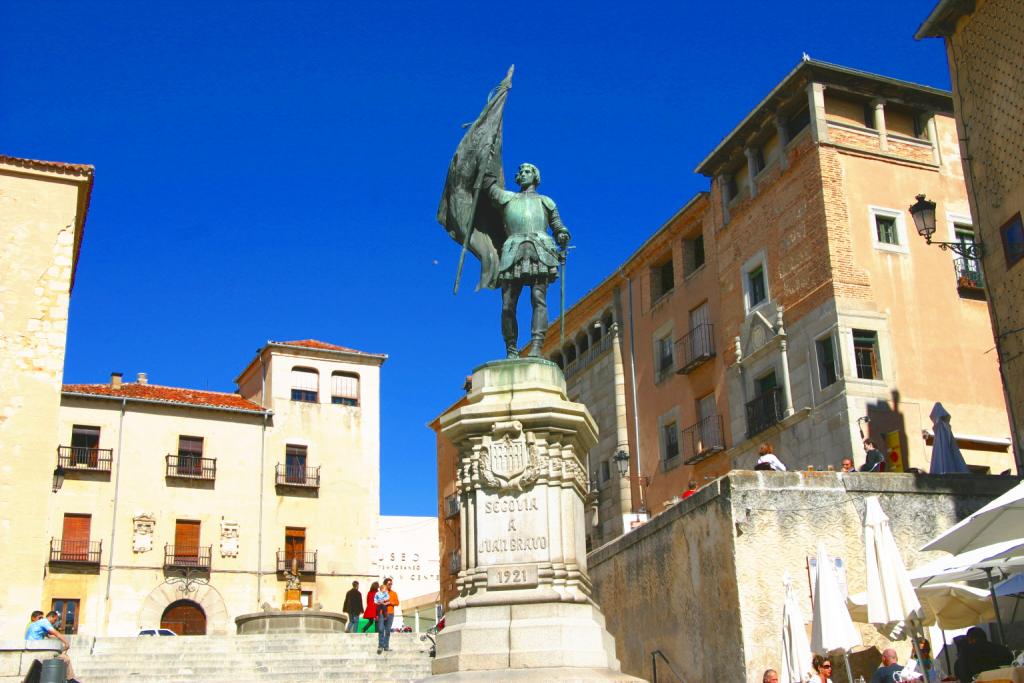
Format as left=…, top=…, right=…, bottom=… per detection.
left=3, top=1, right=949, bottom=516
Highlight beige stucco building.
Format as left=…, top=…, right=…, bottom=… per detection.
left=0, top=155, right=93, bottom=640
left=917, top=0, right=1024, bottom=473
left=43, top=339, right=385, bottom=636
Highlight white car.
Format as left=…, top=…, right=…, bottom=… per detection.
left=137, top=628, right=177, bottom=636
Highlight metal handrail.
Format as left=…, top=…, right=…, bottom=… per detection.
left=165, top=454, right=216, bottom=480
left=49, top=538, right=102, bottom=564
left=275, top=464, right=321, bottom=487
left=682, top=414, right=726, bottom=464
left=651, top=649, right=686, bottom=683
left=163, top=544, right=212, bottom=570
left=276, top=550, right=318, bottom=574
left=57, top=446, right=113, bottom=472
left=563, top=334, right=613, bottom=379
left=745, top=387, right=784, bottom=438
left=675, top=323, right=715, bottom=374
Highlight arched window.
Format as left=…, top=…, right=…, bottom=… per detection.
left=549, top=352, right=564, bottom=369
left=331, top=372, right=360, bottom=406
left=564, top=344, right=577, bottom=365
left=576, top=332, right=590, bottom=355
left=290, top=367, right=319, bottom=403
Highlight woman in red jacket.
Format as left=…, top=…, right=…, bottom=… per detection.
left=360, top=581, right=379, bottom=633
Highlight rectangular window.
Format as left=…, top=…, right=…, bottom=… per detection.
left=285, top=527, right=306, bottom=563
left=300, top=591, right=313, bottom=608
left=177, top=436, right=203, bottom=477
left=725, top=175, right=739, bottom=201
left=754, top=148, right=766, bottom=174
left=51, top=599, right=80, bottom=635
left=683, top=233, right=705, bottom=276
left=285, top=444, right=307, bottom=483
left=61, top=513, right=91, bottom=562
left=70, top=425, right=101, bottom=467
left=662, top=422, right=680, bottom=462
left=331, top=372, right=360, bottom=406
left=787, top=107, right=810, bottom=139
left=599, top=460, right=610, bottom=483
left=999, top=213, right=1024, bottom=268
left=655, top=334, right=674, bottom=381
left=816, top=335, right=838, bottom=388
left=174, top=519, right=201, bottom=565
left=875, top=215, right=899, bottom=245
left=852, top=329, right=881, bottom=380
left=650, top=257, right=674, bottom=302
left=863, top=102, right=876, bottom=129
left=755, top=371, right=777, bottom=396
left=290, top=367, right=319, bottom=403
left=747, top=265, right=767, bottom=309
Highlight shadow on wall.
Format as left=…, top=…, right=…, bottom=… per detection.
left=865, top=389, right=910, bottom=472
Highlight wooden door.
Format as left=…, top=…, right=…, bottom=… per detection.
left=174, top=520, right=200, bottom=565
left=160, top=600, right=206, bottom=636
left=285, top=527, right=305, bottom=568
left=61, top=514, right=91, bottom=561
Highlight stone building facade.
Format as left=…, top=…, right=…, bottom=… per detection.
left=587, top=471, right=1018, bottom=682
left=46, top=339, right=386, bottom=636
left=0, top=155, right=93, bottom=639
left=523, top=59, right=1016, bottom=547
left=917, top=0, right=1024, bottom=473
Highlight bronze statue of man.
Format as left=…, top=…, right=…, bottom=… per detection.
left=484, top=163, right=570, bottom=358
left=438, top=67, right=572, bottom=359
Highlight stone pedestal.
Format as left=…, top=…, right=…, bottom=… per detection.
left=282, top=589, right=302, bottom=611
left=430, top=359, right=643, bottom=682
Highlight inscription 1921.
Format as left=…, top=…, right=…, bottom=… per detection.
left=486, top=564, right=539, bottom=589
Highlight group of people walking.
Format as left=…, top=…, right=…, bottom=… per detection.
left=342, top=577, right=400, bottom=654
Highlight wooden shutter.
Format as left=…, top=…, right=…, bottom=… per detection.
left=62, top=514, right=91, bottom=561
left=175, top=520, right=200, bottom=562
left=285, top=527, right=305, bottom=560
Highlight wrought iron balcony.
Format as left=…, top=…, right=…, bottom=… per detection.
left=675, top=324, right=716, bottom=374
left=275, top=464, right=321, bottom=488
left=165, top=454, right=217, bottom=481
left=57, top=446, right=113, bottom=473
left=164, top=544, right=212, bottom=570
left=745, top=387, right=784, bottom=439
left=954, top=257, right=985, bottom=291
left=277, top=550, right=317, bottom=574
left=49, top=538, right=102, bottom=564
left=682, top=414, right=726, bottom=464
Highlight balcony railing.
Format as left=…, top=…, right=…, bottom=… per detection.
left=277, top=550, right=317, bottom=574
left=49, top=538, right=102, bottom=564
left=275, top=464, right=320, bottom=488
left=563, top=334, right=613, bottom=380
left=57, top=446, right=113, bottom=473
left=675, top=324, right=716, bottom=374
left=682, top=414, right=726, bottom=464
left=164, top=544, right=212, bottom=569
left=745, top=387, right=784, bottom=439
left=954, top=257, right=985, bottom=291
left=165, top=454, right=217, bottom=481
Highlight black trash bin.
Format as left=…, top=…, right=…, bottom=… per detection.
left=40, top=657, right=66, bottom=683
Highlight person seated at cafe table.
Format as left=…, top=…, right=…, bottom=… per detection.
left=955, top=627, right=1012, bottom=683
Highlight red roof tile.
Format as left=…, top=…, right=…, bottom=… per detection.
left=274, top=339, right=386, bottom=357
left=0, top=154, right=94, bottom=177
left=63, top=383, right=265, bottom=413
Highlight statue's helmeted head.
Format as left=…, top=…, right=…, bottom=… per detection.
left=515, top=163, right=540, bottom=189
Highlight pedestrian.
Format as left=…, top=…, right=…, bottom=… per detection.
left=840, top=457, right=855, bottom=472
left=860, top=438, right=886, bottom=472
left=24, top=610, right=44, bottom=637
left=343, top=580, right=363, bottom=633
left=360, top=581, right=379, bottom=633
left=871, top=648, right=903, bottom=683
left=762, top=668, right=779, bottom=683
left=682, top=480, right=698, bottom=499
left=25, top=610, right=81, bottom=683
left=375, top=577, right=398, bottom=654
left=812, top=653, right=832, bottom=681
left=755, top=443, right=787, bottom=471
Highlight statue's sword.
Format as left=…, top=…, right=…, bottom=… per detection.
left=559, top=245, right=575, bottom=345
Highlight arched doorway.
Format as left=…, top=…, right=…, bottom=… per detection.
left=160, top=599, right=206, bottom=635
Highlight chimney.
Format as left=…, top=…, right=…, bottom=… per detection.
left=110, top=372, right=123, bottom=390
left=137, top=372, right=148, bottom=385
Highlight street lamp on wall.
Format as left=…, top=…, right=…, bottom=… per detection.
left=51, top=465, right=65, bottom=492
left=613, top=450, right=630, bottom=479
left=909, top=194, right=985, bottom=259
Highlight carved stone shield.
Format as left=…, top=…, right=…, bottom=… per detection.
left=479, top=421, right=541, bottom=492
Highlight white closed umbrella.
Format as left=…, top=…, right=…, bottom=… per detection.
left=864, top=496, right=921, bottom=626
left=811, top=543, right=860, bottom=681
left=927, top=403, right=969, bottom=474
left=781, top=572, right=813, bottom=683
left=922, top=480, right=1024, bottom=554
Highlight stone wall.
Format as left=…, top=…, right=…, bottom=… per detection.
left=588, top=470, right=1019, bottom=683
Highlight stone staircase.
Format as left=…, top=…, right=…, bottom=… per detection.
left=69, top=632, right=433, bottom=683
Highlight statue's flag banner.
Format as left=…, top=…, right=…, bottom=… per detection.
left=437, top=67, right=513, bottom=291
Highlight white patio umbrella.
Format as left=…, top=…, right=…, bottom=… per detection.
left=781, top=572, right=813, bottom=683
left=863, top=496, right=921, bottom=626
left=848, top=582, right=997, bottom=630
left=811, top=543, right=860, bottom=681
left=922, top=480, right=1024, bottom=554
left=927, top=403, right=969, bottom=474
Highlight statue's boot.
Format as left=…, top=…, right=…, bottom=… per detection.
left=528, top=334, right=544, bottom=358
left=505, top=340, right=519, bottom=360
